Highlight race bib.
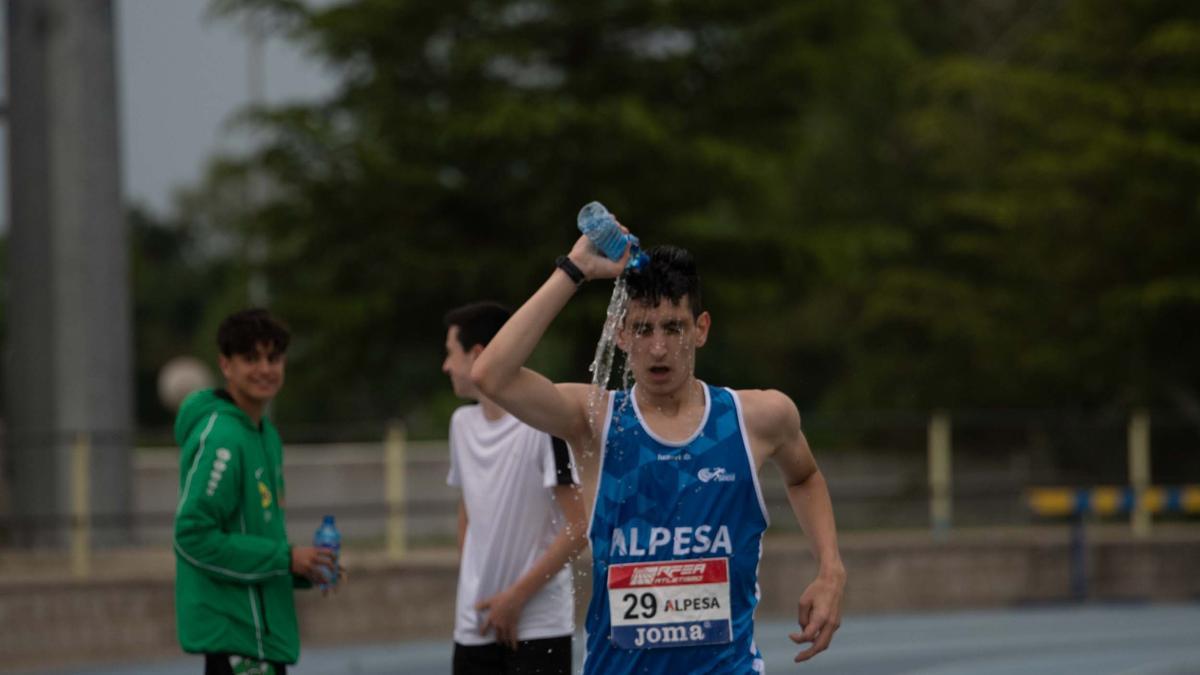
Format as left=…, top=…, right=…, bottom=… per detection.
left=607, top=557, right=732, bottom=649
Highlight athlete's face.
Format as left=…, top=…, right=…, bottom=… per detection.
left=443, top=326, right=481, bottom=399
left=619, top=296, right=710, bottom=395
left=219, top=342, right=286, bottom=410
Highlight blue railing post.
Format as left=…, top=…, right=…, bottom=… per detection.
left=1069, top=488, right=1089, bottom=601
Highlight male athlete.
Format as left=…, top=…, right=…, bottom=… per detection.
left=443, top=301, right=588, bottom=674
left=174, top=308, right=336, bottom=675
left=471, top=237, right=845, bottom=672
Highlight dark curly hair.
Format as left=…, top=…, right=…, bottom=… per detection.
left=622, top=245, right=703, bottom=317
left=444, top=301, right=512, bottom=351
left=217, top=308, right=290, bottom=358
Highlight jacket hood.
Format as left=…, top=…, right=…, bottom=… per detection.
left=173, top=388, right=254, bottom=446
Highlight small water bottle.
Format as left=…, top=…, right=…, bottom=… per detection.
left=577, top=201, right=648, bottom=269
left=312, top=514, right=341, bottom=589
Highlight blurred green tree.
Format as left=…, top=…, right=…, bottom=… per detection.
left=836, top=0, right=1200, bottom=413
left=130, top=205, right=243, bottom=433
left=187, top=0, right=1200, bottom=442
left=200, top=0, right=922, bottom=430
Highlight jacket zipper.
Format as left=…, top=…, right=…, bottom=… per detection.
left=257, top=584, right=270, bottom=635
left=255, top=429, right=272, bottom=638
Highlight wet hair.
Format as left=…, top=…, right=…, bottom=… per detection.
left=622, top=245, right=703, bottom=317
left=444, top=301, right=512, bottom=351
left=217, top=308, right=290, bottom=357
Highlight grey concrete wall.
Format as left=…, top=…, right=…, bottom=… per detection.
left=2, top=528, right=1198, bottom=672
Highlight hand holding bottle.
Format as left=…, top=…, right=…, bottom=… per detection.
left=290, top=546, right=336, bottom=584
left=312, top=515, right=342, bottom=593
left=568, top=201, right=648, bottom=281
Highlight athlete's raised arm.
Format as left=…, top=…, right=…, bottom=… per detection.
left=472, top=234, right=628, bottom=445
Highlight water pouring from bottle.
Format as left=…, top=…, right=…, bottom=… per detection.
left=578, top=202, right=645, bottom=429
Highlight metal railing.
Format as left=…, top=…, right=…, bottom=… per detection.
left=1, top=409, right=1197, bottom=579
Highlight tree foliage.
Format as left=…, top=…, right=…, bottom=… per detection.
left=129, top=205, right=243, bottom=430
left=175, top=0, right=1200, bottom=436
left=856, top=0, right=1200, bottom=411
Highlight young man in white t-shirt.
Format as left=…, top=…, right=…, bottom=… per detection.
left=442, top=301, right=588, bottom=674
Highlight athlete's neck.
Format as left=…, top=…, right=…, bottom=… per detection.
left=635, top=377, right=703, bottom=418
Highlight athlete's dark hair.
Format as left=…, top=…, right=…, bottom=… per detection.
left=622, top=245, right=703, bottom=317
left=217, top=308, right=290, bottom=357
left=444, top=301, right=512, bottom=351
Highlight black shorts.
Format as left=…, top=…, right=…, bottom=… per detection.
left=452, top=634, right=572, bottom=675
left=204, top=653, right=288, bottom=675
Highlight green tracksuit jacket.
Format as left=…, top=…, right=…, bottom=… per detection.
left=173, top=388, right=308, bottom=664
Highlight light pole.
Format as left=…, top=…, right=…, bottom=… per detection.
left=5, top=0, right=133, bottom=547
left=244, top=12, right=269, bottom=307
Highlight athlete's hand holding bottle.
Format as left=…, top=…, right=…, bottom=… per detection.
left=565, top=202, right=644, bottom=283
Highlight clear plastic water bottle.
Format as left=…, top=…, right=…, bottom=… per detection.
left=312, top=514, right=340, bottom=589
left=577, top=201, right=648, bottom=269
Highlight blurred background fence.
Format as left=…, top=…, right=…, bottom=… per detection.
left=3, top=407, right=1197, bottom=564
left=3, top=407, right=1198, bottom=671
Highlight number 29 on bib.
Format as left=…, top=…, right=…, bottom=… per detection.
left=606, top=557, right=733, bottom=649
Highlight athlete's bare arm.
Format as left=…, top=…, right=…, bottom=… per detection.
left=471, top=234, right=629, bottom=454
left=475, top=483, right=589, bottom=648
left=740, top=389, right=845, bottom=663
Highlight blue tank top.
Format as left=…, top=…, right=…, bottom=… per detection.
left=584, top=383, right=770, bottom=674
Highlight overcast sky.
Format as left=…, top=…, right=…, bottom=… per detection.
left=1, top=0, right=335, bottom=231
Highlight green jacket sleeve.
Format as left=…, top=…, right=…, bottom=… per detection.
left=173, top=424, right=292, bottom=584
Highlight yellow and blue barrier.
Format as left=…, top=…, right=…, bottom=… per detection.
left=1027, top=485, right=1200, bottom=517
left=1027, top=484, right=1200, bottom=601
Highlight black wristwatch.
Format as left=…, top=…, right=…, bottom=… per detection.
left=555, top=255, right=586, bottom=286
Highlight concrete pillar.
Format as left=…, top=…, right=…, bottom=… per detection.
left=1128, top=409, right=1151, bottom=538
left=385, top=419, right=408, bottom=560
left=928, top=410, right=952, bottom=538
left=5, top=0, right=132, bottom=546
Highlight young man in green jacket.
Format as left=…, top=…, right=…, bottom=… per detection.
left=173, top=308, right=335, bottom=675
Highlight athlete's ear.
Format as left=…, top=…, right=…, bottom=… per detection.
left=615, top=318, right=630, bottom=352
left=467, top=343, right=486, bottom=361
left=694, top=311, right=711, bottom=348
left=217, top=354, right=232, bottom=380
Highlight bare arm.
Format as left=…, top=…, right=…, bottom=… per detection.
left=744, top=390, right=846, bottom=663
left=475, top=484, right=590, bottom=648
left=471, top=235, right=628, bottom=446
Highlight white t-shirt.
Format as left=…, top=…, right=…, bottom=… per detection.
left=447, top=404, right=580, bottom=645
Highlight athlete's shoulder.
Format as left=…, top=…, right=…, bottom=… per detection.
left=731, top=388, right=801, bottom=434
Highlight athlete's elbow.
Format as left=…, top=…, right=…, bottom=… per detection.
left=470, top=356, right=510, bottom=398
left=786, top=465, right=822, bottom=490
left=174, top=509, right=226, bottom=558
left=174, top=522, right=215, bottom=563
left=468, top=357, right=488, bottom=385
